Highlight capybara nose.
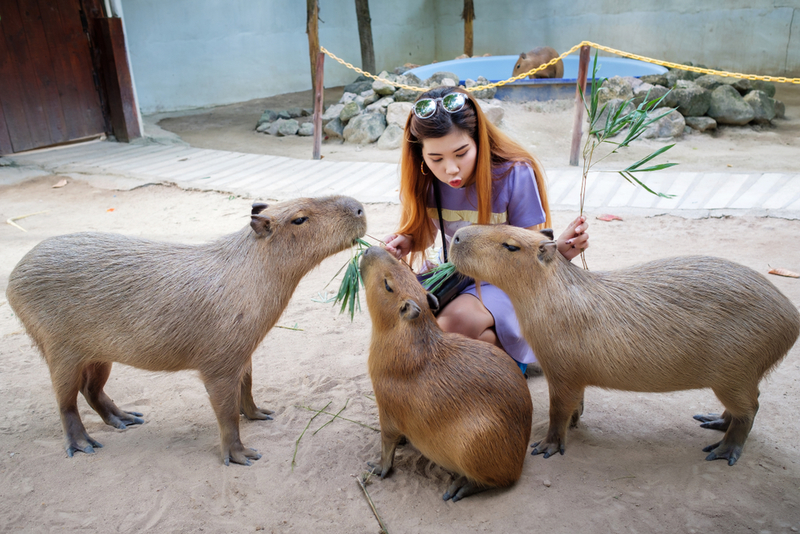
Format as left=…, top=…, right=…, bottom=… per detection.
left=341, top=197, right=365, bottom=219
left=454, top=235, right=460, bottom=244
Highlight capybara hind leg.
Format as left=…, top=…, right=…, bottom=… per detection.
left=49, top=359, right=103, bottom=457
left=80, top=362, right=144, bottom=429
left=532, top=384, right=583, bottom=458
left=203, top=372, right=261, bottom=466
left=367, top=424, right=402, bottom=478
left=703, top=387, right=759, bottom=466
left=693, top=411, right=732, bottom=431
left=443, top=476, right=486, bottom=502
left=239, top=365, right=274, bottom=420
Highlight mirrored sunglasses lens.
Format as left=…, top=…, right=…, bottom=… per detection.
left=442, top=93, right=466, bottom=112
left=414, top=99, right=437, bottom=118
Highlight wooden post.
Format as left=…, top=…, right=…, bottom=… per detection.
left=355, top=0, right=375, bottom=74
left=312, top=51, right=325, bottom=161
left=462, top=0, right=475, bottom=57
left=569, top=45, right=591, bottom=166
left=306, top=0, right=320, bottom=109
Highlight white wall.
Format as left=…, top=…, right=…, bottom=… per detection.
left=121, top=0, right=799, bottom=113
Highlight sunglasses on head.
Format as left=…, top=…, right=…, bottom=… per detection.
left=413, top=92, right=468, bottom=119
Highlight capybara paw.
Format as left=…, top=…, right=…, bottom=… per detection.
left=702, top=441, right=742, bottom=466
left=366, top=461, right=390, bottom=478
left=224, top=446, right=262, bottom=466
left=109, top=412, right=145, bottom=429
left=531, top=440, right=565, bottom=458
left=66, top=436, right=103, bottom=457
left=693, top=413, right=729, bottom=431
left=242, top=407, right=274, bottom=421
left=443, top=477, right=484, bottom=502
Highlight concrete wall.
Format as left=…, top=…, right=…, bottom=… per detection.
left=121, top=0, right=799, bottom=113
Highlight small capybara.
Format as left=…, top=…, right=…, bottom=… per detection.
left=511, top=46, right=564, bottom=79
left=360, top=246, right=532, bottom=501
left=450, top=225, right=800, bottom=466
left=6, top=196, right=366, bottom=465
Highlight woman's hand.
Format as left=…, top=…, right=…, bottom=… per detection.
left=383, top=233, right=413, bottom=259
left=556, top=215, right=589, bottom=261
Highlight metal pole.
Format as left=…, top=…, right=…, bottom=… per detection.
left=312, top=51, right=325, bottom=161
left=569, top=45, right=591, bottom=166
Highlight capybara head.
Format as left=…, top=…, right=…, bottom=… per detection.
left=450, top=225, right=558, bottom=290
left=249, top=195, right=366, bottom=264
left=360, top=246, right=439, bottom=330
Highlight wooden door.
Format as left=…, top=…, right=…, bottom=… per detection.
left=0, top=0, right=106, bottom=154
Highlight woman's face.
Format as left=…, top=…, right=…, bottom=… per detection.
left=420, top=128, right=477, bottom=189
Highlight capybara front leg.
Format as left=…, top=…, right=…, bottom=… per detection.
left=239, top=364, right=274, bottom=420
left=367, top=426, right=402, bottom=479
left=49, top=358, right=103, bottom=457
left=443, top=476, right=487, bottom=502
left=702, top=387, right=759, bottom=466
left=80, top=362, right=144, bottom=429
left=532, top=383, right=583, bottom=458
left=203, top=372, right=262, bottom=466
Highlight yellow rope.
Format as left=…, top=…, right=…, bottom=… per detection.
left=320, top=41, right=800, bottom=94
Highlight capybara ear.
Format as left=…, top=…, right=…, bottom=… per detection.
left=251, top=202, right=269, bottom=215
left=539, top=228, right=554, bottom=240
left=426, top=292, right=440, bottom=313
left=519, top=52, right=527, bottom=59
left=538, top=240, right=558, bottom=262
left=250, top=215, right=273, bottom=238
left=399, top=299, right=421, bottom=321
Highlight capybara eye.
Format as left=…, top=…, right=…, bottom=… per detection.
left=502, top=243, right=520, bottom=252
left=384, top=279, right=393, bottom=293
left=291, top=217, right=309, bottom=225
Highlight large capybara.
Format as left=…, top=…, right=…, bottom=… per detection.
left=450, top=225, right=800, bottom=466
left=512, top=46, right=564, bottom=79
left=6, top=196, right=366, bottom=465
left=360, top=246, right=532, bottom=501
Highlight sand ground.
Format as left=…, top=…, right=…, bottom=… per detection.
left=1, top=85, right=799, bottom=533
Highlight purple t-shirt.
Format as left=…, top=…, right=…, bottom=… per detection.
left=426, top=162, right=546, bottom=250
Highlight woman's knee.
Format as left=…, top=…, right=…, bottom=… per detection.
left=437, top=295, right=493, bottom=339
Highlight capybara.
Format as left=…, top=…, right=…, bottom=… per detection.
left=450, top=225, right=800, bottom=466
left=512, top=46, right=564, bottom=79
left=360, top=246, right=532, bottom=501
left=6, top=196, right=366, bottom=465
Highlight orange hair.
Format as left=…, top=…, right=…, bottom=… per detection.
left=397, top=88, right=551, bottom=266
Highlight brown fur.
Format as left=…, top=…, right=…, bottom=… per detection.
left=360, top=246, right=532, bottom=501
left=450, top=225, right=800, bottom=466
left=6, top=196, right=366, bottom=465
left=512, top=46, right=564, bottom=79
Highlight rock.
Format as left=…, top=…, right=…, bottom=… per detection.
left=642, top=109, right=685, bottom=139
left=343, top=76, right=373, bottom=95
left=343, top=112, right=387, bottom=144
left=339, top=101, right=363, bottom=124
left=256, top=121, right=272, bottom=133
left=400, top=72, right=423, bottom=87
left=633, top=83, right=669, bottom=108
left=684, top=116, right=717, bottom=132
left=466, top=76, right=496, bottom=100
left=276, top=110, right=292, bottom=120
left=743, top=90, right=776, bottom=124
left=393, top=88, right=421, bottom=103
left=301, top=108, right=313, bottom=117
left=377, top=123, right=404, bottom=150
left=361, top=90, right=380, bottom=106
left=694, top=75, right=727, bottom=92
left=323, top=117, right=345, bottom=139
left=707, top=85, right=755, bottom=125
left=594, top=99, right=635, bottom=129
left=775, top=100, right=785, bottom=119
left=386, top=102, right=413, bottom=128
left=322, top=103, right=345, bottom=123
left=425, top=71, right=460, bottom=87
left=258, top=109, right=280, bottom=126
left=623, top=76, right=644, bottom=90
left=268, top=118, right=299, bottom=136
left=476, top=99, right=504, bottom=125
left=749, top=80, right=776, bottom=98
left=666, top=63, right=702, bottom=84
left=639, top=74, right=669, bottom=87
left=285, top=107, right=303, bottom=118
left=670, top=80, right=711, bottom=117
left=440, top=78, right=456, bottom=87
left=366, top=96, right=394, bottom=114
left=596, top=76, right=633, bottom=107
left=373, top=78, right=397, bottom=96
left=340, top=92, right=358, bottom=104
left=297, top=122, right=314, bottom=136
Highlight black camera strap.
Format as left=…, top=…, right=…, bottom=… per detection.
left=432, top=179, right=449, bottom=263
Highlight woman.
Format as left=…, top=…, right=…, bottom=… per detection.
left=384, top=86, right=589, bottom=374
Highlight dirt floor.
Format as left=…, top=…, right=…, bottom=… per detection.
left=1, top=84, right=800, bottom=533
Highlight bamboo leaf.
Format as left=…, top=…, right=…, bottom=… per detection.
left=624, top=144, right=676, bottom=171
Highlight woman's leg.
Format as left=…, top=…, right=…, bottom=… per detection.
left=436, top=293, right=500, bottom=347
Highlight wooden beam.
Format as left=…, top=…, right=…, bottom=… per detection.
left=355, top=0, right=375, bottom=74
left=569, top=45, right=591, bottom=166
left=312, top=51, right=325, bottom=160
left=462, top=0, right=474, bottom=57
left=307, top=0, right=319, bottom=108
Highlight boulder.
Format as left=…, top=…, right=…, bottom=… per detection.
left=642, top=109, right=685, bottom=139
left=268, top=118, right=299, bottom=136
left=343, top=112, right=387, bottom=144
left=340, top=92, right=358, bottom=104
left=257, top=109, right=280, bottom=126
left=373, top=78, right=397, bottom=96
left=633, top=83, right=669, bottom=108
left=684, top=116, right=717, bottom=132
left=386, top=102, right=413, bottom=128
left=694, top=75, right=727, bottom=92
left=707, top=85, right=755, bottom=125
left=285, top=107, right=304, bottom=118
left=476, top=99, right=504, bottom=125
left=465, top=76, right=497, bottom=100
left=775, top=100, right=786, bottom=119
left=297, top=122, right=314, bottom=136
left=743, top=90, right=776, bottom=124
left=343, top=75, right=373, bottom=95
left=639, top=74, right=669, bottom=87
left=393, top=88, right=421, bottom=103
left=365, top=96, right=394, bottom=114
left=323, top=117, right=345, bottom=139
left=361, top=90, right=380, bottom=106
left=596, top=76, right=634, bottom=108
left=749, top=80, right=776, bottom=98
left=256, top=121, right=272, bottom=133
left=339, top=101, right=363, bottom=124
left=670, top=80, right=711, bottom=117
left=593, top=99, right=635, bottom=130
left=399, top=72, right=424, bottom=87
left=322, top=103, right=345, bottom=123
left=377, top=123, right=404, bottom=150
left=425, top=71, right=460, bottom=87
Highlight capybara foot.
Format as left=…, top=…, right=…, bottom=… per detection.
left=443, top=476, right=486, bottom=502
left=106, top=411, right=144, bottom=430
left=693, top=413, right=730, bottom=431
left=224, top=444, right=262, bottom=466
left=531, top=439, right=565, bottom=458
left=66, top=435, right=103, bottom=457
left=241, top=406, right=274, bottom=421
left=367, top=461, right=391, bottom=479
left=702, top=440, right=743, bottom=466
